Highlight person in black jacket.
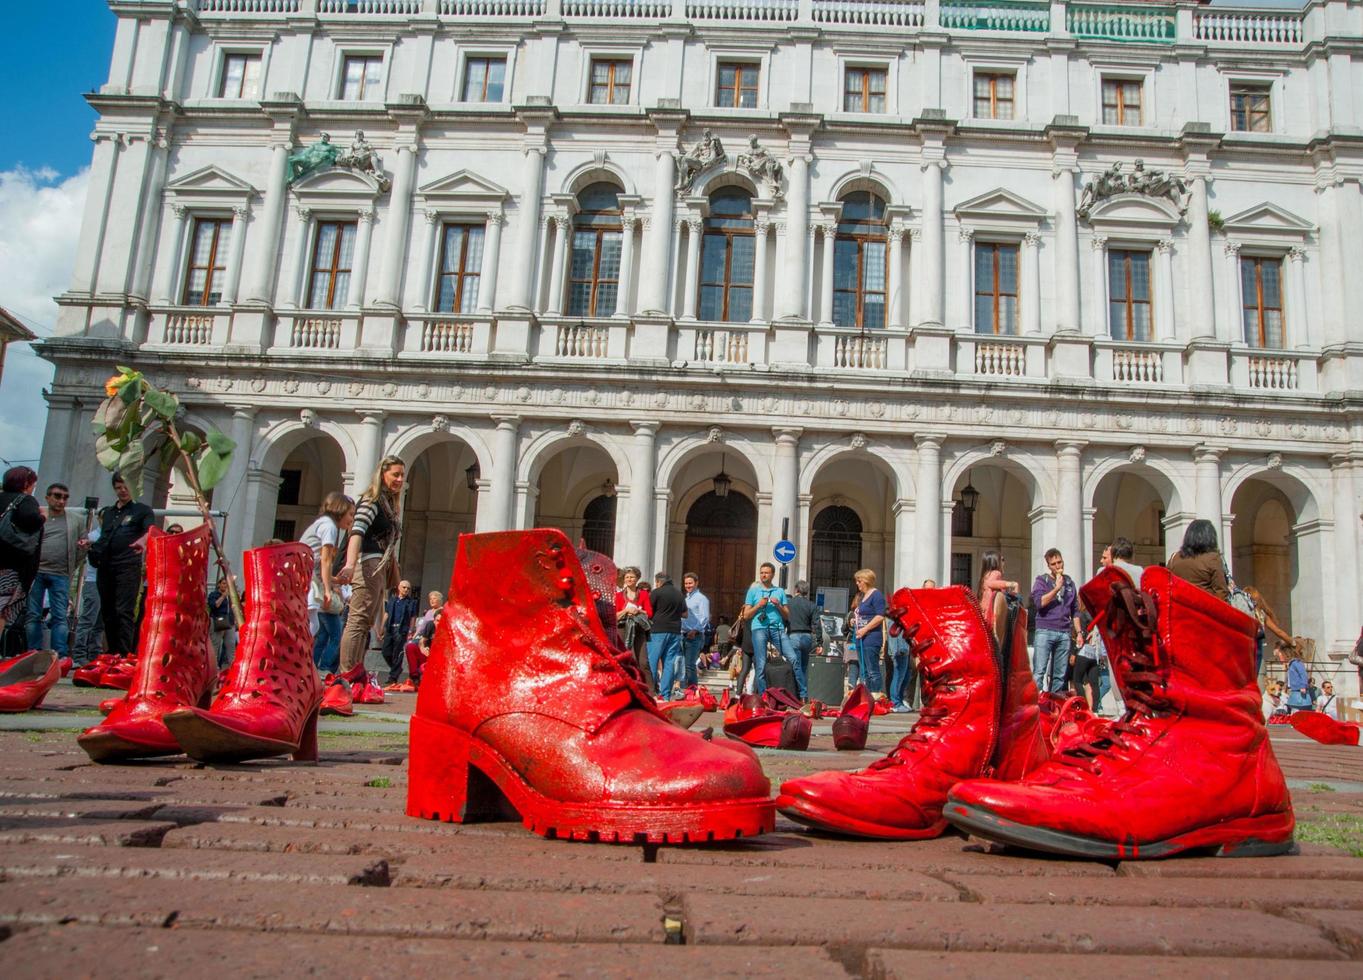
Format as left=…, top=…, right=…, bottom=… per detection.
left=88, top=474, right=154, bottom=657
left=0, top=466, right=45, bottom=654
left=380, top=579, right=419, bottom=686
left=649, top=573, right=687, bottom=701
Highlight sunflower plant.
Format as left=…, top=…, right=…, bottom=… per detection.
left=93, top=366, right=244, bottom=625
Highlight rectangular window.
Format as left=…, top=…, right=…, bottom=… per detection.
left=1230, top=83, right=1271, bottom=133
left=843, top=67, right=887, bottom=113
left=973, top=72, right=1015, bottom=120
left=698, top=232, right=755, bottom=322
left=181, top=218, right=231, bottom=306
left=462, top=57, right=507, bottom=103
left=435, top=224, right=485, bottom=315
left=950, top=502, right=974, bottom=539
left=1102, top=78, right=1142, bottom=126
left=716, top=62, right=759, bottom=109
left=973, top=243, right=1019, bottom=335
left=1241, top=256, right=1285, bottom=349
left=1108, top=249, right=1154, bottom=341
left=832, top=237, right=887, bottom=329
left=588, top=59, right=632, bottom=105
left=219, top=53, right=262, bottom=99
left=568, top=227, right=623, bottom=317
left=950, top=552, right=972, bottom=588
left=340, top=55, right=383, bottom=101
left=307, top=221, right=357, bottom=311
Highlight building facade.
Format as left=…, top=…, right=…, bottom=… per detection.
left=39, top=0, right=1363, bottom=678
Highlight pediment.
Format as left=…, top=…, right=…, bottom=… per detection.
left=953, top=188, right=1048, bottom=221
left=165, top=165, right=257, bottom=198
left=1222, top=203, right=1313, bottom=235
left=1086, top=193, right=1182, bottom=229
left=417, top=169, right=509, bottom=200
left=292, top=167, right=385, bottom=196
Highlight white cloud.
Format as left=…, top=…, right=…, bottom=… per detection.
left=0, top=166, right=88, bottom=470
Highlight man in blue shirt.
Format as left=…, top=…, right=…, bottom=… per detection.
left=1029, top=548, right=1081, bottom=695
left=742, top=562, right=795, bottom=695
left=681, top=572, right=711, bottom=692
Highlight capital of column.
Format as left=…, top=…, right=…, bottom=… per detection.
left=914, top=432, right=946, bottom=451
left=1193, top=444, right=1227, bottom=464
left=357, top=208, right=375, bottom=224
left=229, top=404, right=258, bottom=421
left=231, top=205, right=250, bottom=220
left=492, top=414, right=521, bottom=430
left=630, top=420, right=661, bottom=438
left=920, top=159, right=947, bottom=173
left=908, top=227, right=922, bottom=242
left=358, top=410, right=386, bottom=426
left=686, top=217, right=702, bottom=235
left=1156, top=238, right=1174, bottom=254
left=1090, top=235, right=1108, bottom=251
left=1023, top=231, right=1042, bottom=247
left=888, top=223, right=907, bottom=244
left=958, top=227, right=974, bottom=244
left=1223, top=240, right=1242, bottom=257
left=1287, top=245, right=1306, bottom=263
left=553, top=214, right=571, bottom=231
left=1055, top=439, right=1087, bottom=458
left=294, top=205, right=311, bottom=222
left=772, top=426, right=803, bottom=446
left=424, top=209, right=441, bottom=225
left=170, top=203, right=188, bottom=218
left=818, top=220, right=838, bottom=239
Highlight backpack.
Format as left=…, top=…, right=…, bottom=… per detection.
left=763, top=655, right=798, bottom=702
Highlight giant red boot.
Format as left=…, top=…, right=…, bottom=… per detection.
left=946, top=566, right=1296, bottom=859
left=776, top=586, right=1048, bottom=839
left=406, top=529, right=775, bottom=844
left=79, top=526, right=215, bottom=762
left=163, top=543, right=320, bottom=763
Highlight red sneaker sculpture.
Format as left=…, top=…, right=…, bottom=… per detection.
left=79, top=526, right=215, bottom=762
left=946, top=566, right=1296, bottom=859
left=776, top=586, right=1048, bottom=839
left=0, top=651, right=60, bottom=712
left=164, top=543, right=321, bottom=763
left=1289, top=711, right=1361, bottom=747
left=406, top=529, right=775, bottom=843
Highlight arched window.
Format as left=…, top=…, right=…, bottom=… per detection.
left=568, top=182, right=623, bottom=318
left=698, top=187, right=755, bottom=323
left=810, top=505, right=863, bottom=594
left=581, top=493, right=617, bottom=556
left=833, top=191, right=888, bottom=329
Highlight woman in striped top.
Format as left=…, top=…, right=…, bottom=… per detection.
left=336, top=455, right=405, bottom=675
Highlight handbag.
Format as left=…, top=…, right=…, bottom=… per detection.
left=309, top=577, right=345, bottom=616
left=0, top=496, right=40, bottom=556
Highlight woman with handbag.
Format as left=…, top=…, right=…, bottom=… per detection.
left=337, top=457, right=404, bottom=677
left=614, top=566, right=653, bottom=689
left=0, top=467, right=45, bottom=656
left=301, top=491, right=355, bottom=674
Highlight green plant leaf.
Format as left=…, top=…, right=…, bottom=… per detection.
left=205, top=430, right=236, bottom=456
left=196, top=449, right=232, bottom=491
left=115, top=364, right=133, bottom=376
left=179, top=431, right=201, bottom=456
left=117, top=440, right=147, bottom=489
left=143, top=387, right=178, bottom=419
left=95, top=440, right=122, bottom=471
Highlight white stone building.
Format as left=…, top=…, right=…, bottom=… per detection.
left=38, top=0, right=1363, bottom=684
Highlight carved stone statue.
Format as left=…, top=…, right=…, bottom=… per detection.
left=675, top=129, right=726, bottom=194
left=736, top=135, right=784, bottom=199
left=1077, top=159, right=1188, bottom=219
left=335, top=131, right=390, bottom=191
left=286, top=134, right=340, bottom=184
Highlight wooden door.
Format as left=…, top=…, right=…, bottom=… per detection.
left=685, top=533, right=757, bottom=626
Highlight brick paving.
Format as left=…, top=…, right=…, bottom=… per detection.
left=2, top=680, right=1362, bottom=977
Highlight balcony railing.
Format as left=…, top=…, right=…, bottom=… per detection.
left=1195, top=11, right=1304, bottom=46
left=686, top=0, right=798, bottom=20
left=562, top=0, right=670, bottom=15
left=194, top=0, right=300, bottom=12
left=317, top=0, right=421, bottom=12
left=939, top=0, right=1048, bottom=33
left=1066, top=3, right=1175, bottom=42
left=813, top=0, right=924, bottom=27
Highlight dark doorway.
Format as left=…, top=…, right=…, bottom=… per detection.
left=683, top=490, right=757, bottom=622
left=810, top=505, right=863, bottom=594
left=581, top=493, right=617, bottom=556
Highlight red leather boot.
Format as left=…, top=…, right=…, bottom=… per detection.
left=163, top=543, right=321, bottom=763
left=78, top=526, right=215, bottom=761
left=946, top=566, right=1296, bottom=859
left=0, top=651, right=60, bottom=712
left=406, top=529, right=774, bottom=843
left=832, top=683, right=872, bottom=750
left=776, top=586, right=1048, bottom=839
left=1289, top=711, right=1361, bottom=747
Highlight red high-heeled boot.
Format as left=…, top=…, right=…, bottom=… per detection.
left=406, top=529, right=775, bottom=843
left=832, top=684, right=872, bottom=750
left=163, top=543, right=320, bottom=763
left=0, top=651, right=60, bottom=712
left=78, top=526, right=215, bottom=762
left=776, top=587, right=1048, bottom=839
left=946, top=566, right=1296, bottom=859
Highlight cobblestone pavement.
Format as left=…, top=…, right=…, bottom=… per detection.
left=2, top=679, right=1362, bottom=977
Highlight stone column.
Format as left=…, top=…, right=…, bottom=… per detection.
left=888, top=224, right=905, bottom=329
left=346, top=209, right=375, bottom=309
left=1090, top=235, right=1108, bottom=337
left=73, top=134, right=121, bottom=296
left=1186, top=174, right=1217, bottom=339
left=480, top=416, right=520, bottom=532
left=957, top=228, right=974, bottom=329
left=1055, top=440, right=1086, bottom=582
left=151, top=203, right=190, bottom=305
left=626, top=422, right=660, bottom=571
left=615, top=215, right=637, bottom=318
left=412, top=211, right=440, bottom=312
left=1054, top=165, right=1081, bottom=333
left=1286, top=246, right=1309, bottom=349
left=1155, top=238, right=1175, bottom=341
left=221, top=206, right=250, bottom=305
left=818, top=221, right=836, bottom=326
left=354, top=411, right=386, bottom=497
left=914, top=434, right=944, bottom=583
left=641, top=150, right=676, bottom=315
left=918, top=160, right=945, bottom=327
left=893, top=498, right=915, bottom=589
left=217, top=405, right=258, bottom=562
left=1330, top=453, right=1362, bottom=658
left=506, top=148, right=545, bottom=311
left=1193, top=445, right=1225, bottom=533
left=681, top=218, right=702, bottom=319
left=751, top=218, right=771, bottom=323
left=777, top=155, right=809, bottom=319
left=1023, top=231, right=1042, bottom=335
left=242, top=140, right=291, bottom=305
left=282, top=206, right=311, bottom=309
left=546, top=215, right=570, bottom=315
left=478, top=211, right=504, bottom=313
left=374, top=144, right=417, bottom=309
left=771, top=427, right=801, bottom=558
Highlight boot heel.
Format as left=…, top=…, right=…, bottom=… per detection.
left=293, top=707, right=320, bottom=763
left=407, top=714, right=509, bottom=824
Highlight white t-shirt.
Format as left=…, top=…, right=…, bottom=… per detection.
left=300, top=516, right=341, bottom=611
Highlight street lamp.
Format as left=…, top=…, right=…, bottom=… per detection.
left=464, top=462, right=480, bottom=492
left=958, top=472, right=979, bottom=514
left=712, top=456, right=732, bottom=499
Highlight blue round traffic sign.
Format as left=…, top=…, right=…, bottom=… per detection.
left=773, top=539, right=797, bottom=564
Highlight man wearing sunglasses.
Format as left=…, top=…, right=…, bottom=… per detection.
left=26, top=483, right=86, bottom=657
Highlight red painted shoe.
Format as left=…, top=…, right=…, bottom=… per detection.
left=831, top=684, right=872, bottom=751
left=1037, top=692, right=1101, bottom=753
left=871, top=696, right=892, bottom=716
left=777, top=587, right=1047, bottom=840
left=659, top=701, right=705, bottom=730
left=719, top=687, right=733, bottom=711
left=353, top=673, right=385, bottom=705
left=0, top=651, right=60, bottom=712
left=164, top=543, right=321, bottom=764
left=98, top=656, right=137, bottom=691
left=406, top=529, right=774, bottom=844
left=396, top=680, right=417, bottom=693
left=1289, top=711, right=1361, bottom=747
left=71, top=654, right=113, bottom=688
left=79, top=526, right=216, bottom=762
left=98, top=697, right=119, bottom=716
left=946, top=566, right=1296, bottom=859
left=58, top=657, right=73, bottom=678
left=320, top=675, right=354, bottom=717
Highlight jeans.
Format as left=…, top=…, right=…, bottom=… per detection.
left=681, top=632, right=706, bottom=690
left=1032, top=628, right=1072, bottom=695
left=887, top=633, right=913, bottom=707
left=749, top=626, right=793, bottom=695
left=72, top=581, right=102, bottom=663
left=786, top=632, right=814, bottom=700
left=856, top=632, right=884, bottom=695
left=26, top=571, right=70, bottom=655
left=653, top=632, right=684, bottom=700
left=312, top=612, right=342, bottom=674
